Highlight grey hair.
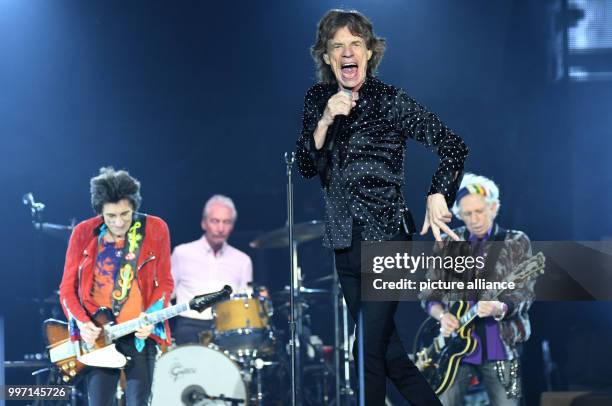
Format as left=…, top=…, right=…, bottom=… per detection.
left=202, top=194, right=237, bottom=222
left=451, top=173, right=501, bottom=220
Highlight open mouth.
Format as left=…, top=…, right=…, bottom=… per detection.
left=341, top=63, right=358, bottom=79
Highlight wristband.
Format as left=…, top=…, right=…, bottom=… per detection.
left=494, top=302, right=508, bottom=321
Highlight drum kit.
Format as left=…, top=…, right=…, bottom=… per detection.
left=150, top=219, right=350, bottom=406
left=22, top=179, right=356, bottom=405
left=152, top=287, right=278, bottom=406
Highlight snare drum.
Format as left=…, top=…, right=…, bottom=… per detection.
left=213, top=291, right=274, bottom=356
left=150, top=344, right=248, bottom=405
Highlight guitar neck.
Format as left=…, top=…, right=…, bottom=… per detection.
left=108, top=302, right=189, bottom=340
left=456, top=252, right=544, bottom=329
left=457, top=286, right=506, bottom=328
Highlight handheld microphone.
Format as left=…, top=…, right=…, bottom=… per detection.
left=326, top=116, right=345, bottom=153
left=318, top=88, right=353, bottom=188
left=325, top=88, right=353, bottom=153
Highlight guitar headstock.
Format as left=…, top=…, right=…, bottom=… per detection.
left=189, top=285, right=232, bottom=313
left=506, top=252, right=546, bottom=284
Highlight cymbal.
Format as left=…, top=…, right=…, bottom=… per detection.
left=249, top=220, right=324, bottom=249
left=272, top=286, right=331, bottom=302
left=16, top=291, right=61, bottom=305
left=310, top=274, right=335, bottom=284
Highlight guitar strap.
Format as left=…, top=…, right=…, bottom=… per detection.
left=109, top=213, right=147, bottom=315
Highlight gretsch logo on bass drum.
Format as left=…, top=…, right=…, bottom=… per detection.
left=169, top=362, right=196, bottom=382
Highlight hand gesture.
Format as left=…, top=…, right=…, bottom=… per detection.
left=421, top=193, right=459, bottom=241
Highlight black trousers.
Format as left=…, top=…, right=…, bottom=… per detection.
left=86, top=336, right=157, bottom=406
left=334, top=226, right=441, bottom=406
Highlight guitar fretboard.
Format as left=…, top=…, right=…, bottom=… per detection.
left=108, top=302, right=190, bottom=340
left=456, top=252, right=544, bottom=329
left=458, top=287, right=503, bottom=326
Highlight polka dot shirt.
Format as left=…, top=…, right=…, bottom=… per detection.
left=296, top=76, right=469, bottom=249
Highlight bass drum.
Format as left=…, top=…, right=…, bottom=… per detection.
left=151, top=344, right=248, bottom=406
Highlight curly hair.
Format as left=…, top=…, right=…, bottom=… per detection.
left=311, top=9, right=386, bottom=84
left=90, top=167, right=142, bottom=214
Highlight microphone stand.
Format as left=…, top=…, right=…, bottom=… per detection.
left=23, top=192, right=45, bottom=229
left=284, top=152, right=302, bottom=406
left=332, top=260, right=355, bottom=406
left=23, top=193, right=74, bottom=240
left=333, top=263, right=341, bottom=405
left=191, top=392, right=245, bottom=406
left=22, top=192, right=76, bottom=399
left=22, top=193, right=47, bottom=353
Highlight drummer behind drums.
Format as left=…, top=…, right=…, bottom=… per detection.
left=171, top=194, right=253, bottom=345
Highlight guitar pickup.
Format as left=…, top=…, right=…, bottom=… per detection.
left=48, top=340, right=77, bottom=363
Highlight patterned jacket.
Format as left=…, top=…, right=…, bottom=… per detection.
left=421, top=223, right=535, bottom=359
left=59, top=214, right=174, bottom=345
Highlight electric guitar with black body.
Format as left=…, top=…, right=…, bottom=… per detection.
left=415, top=253, right=545, bottom=395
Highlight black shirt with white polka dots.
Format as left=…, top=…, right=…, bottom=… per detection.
left=296, top=76, right=468, bottom=249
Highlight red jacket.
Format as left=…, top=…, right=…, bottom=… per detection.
left=59, top=214, right=174, bottom=345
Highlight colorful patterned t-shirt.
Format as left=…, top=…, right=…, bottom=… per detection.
left=91, top=239, right=143, bottom=323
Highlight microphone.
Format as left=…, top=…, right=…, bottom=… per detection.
left=318, top=88, right=353, bottom=188
left=181, top=385, right=207, bottom=405
left=325, top=88, right=353, bottom=153
left=325, top=115, right=345, bottom=153
left=22, top=192, right=45, bottom=216
left=22, top=192, right=34, bottom=206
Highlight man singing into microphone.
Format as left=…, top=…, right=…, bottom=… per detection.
left=295, top=10, right=468, bottom=405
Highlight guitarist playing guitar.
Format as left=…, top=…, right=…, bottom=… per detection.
left=421, top=173, right=538, bottom=406
left=59, top=167, right=175, bottom=406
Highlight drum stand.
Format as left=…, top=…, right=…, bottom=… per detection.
left=284, top=152, right=303, bottom=406
left=191, top=393, right=245, bottom=406
left=285, top=153, right=356, bottom=406
left=253, top=358, right=276, bottom=404
left=333, top=263, right=356, bottom=406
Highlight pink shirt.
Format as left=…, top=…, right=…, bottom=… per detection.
left=171, top=235, right=252, bottom=320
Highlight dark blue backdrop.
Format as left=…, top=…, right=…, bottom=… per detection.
left=1, top=1, right=611, bottom=403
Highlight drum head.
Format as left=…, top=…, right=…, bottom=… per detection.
left=151, top=344, right=247, bottom=405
